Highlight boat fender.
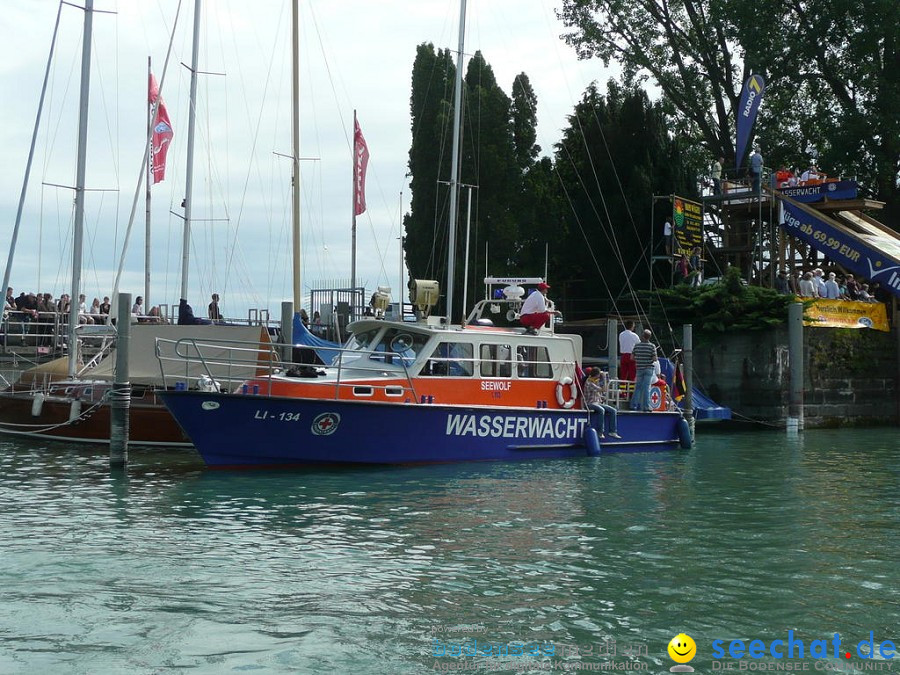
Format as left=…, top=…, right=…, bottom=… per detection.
left=585, top=427, right=601, bottom=456
left=555, top=376, right=578, bottom=409
left=31, top=393, right=44, bottom=417
left=69, top=399, right=82, bottom=422
left=677, top=417, right=693, bottom=449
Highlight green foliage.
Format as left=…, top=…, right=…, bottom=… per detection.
left=559, top=0, right=900, bottom=228
left=511, top=73, right=540, bottom=171
left=643, top=268, right=798, bottom=332
left=405, top=44, right=455, bottom=290
left=550, top=82, right=699, bottom=307
left=405, top=46, right=521, bottom=319
left=405, top=48, right=701, bottom=319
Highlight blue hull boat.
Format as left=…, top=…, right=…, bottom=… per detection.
left=160, top=389, right=684, bottom=467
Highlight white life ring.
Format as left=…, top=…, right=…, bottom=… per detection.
left=555, top=376, right=578, bottom=409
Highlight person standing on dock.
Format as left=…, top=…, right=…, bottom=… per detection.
left=749, top=147, right=763, bottom=193
left=663, top=218, right=673, bottom=255
left=630, top=330, right=659, bottom=412
left=618, top=320, right=639, bottom=381
left=823, top=273, right=841, bottom=299
left=712, top=156, right=723, bottom=195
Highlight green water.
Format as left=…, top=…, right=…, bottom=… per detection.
left=0, top=429, right=897, bottom=674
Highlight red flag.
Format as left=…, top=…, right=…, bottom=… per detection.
left=148, top=73, right=174, bottom=184
left=353, top=118, right=369, bottom=215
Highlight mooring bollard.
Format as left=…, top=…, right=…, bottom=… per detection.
left=787, top=302, right=804, bottom=433
left=110, top=293, right=131, bottom=468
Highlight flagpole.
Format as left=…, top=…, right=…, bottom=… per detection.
left=145, top=56, right=152, bottom=310
left=351, top=109, right=358, bottom=319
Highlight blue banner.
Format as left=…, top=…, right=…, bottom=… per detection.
left=735, top=74, right=765, bottom=169
left=781, top=201, right=900, bottom=299
left=779, top=180, right=858, bottom=203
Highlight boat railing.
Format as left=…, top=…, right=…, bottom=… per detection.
left=607, top=379, right=634, bottom=409
left=1, top=311, right=66, bottom=357
left=155, top=336, right=420, bottom=401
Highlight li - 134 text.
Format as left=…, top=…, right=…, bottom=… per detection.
left=254, top=410, right=301, bottom=422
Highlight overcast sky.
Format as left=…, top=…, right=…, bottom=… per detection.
left=0, top=0, right=612, bottom=317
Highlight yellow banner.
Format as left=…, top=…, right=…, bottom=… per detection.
left=804, top=299, right=890, bottom=332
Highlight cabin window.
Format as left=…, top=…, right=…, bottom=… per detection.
left=346, top=328, right=381, bottom=351
left=516, top=345, right=553, bottom=379
left=425, top=342, right=473, bottom=377
left=480, top=344, right=512, bottom=378
left=353, top=386, right=374, bottom=397
left=366, top=328, right=430, bottom=366
left=385, top=386, right=404, bottom=397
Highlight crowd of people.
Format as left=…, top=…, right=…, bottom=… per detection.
left=3, top=288, right=228, bottom=326
left=774, top=268, right=885, bottom=302
left=773, top=163, right=828, bottom=188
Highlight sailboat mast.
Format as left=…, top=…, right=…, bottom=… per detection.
left=67, top=0, right=95, bottom=378
left=445, top=0, right=467, bottom=323
left=179, top=0, right=202, bottom=302
left=291, top=0, right=302, bottom=312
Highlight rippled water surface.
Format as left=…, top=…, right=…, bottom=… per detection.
left=0, top=429, right=897, bottom=674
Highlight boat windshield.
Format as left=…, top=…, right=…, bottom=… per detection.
left=343, top=327, right=430, bottom=368
left=346, top=328, right=381, bottom=352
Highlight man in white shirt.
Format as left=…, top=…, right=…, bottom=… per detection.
left=812, top=268, right=827, bottom=297
left=618, top=320, right=640, bottom=381
left=823, top=272, right=840, bottom=299
left=519, top=282, right=560, bottom=335
left=750, top=147, right=763, bottom=193
left=711, top=156, right=723, bottom=195
left=663, top=218, right=673, bottom=255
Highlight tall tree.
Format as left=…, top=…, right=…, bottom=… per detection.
left=550, top=82, right=698, bottom=316
left=558, top=0, right=900, bottom=227
left=405, top=46, right=521, bottom=318
left=404, top=44, right=455, bottom=293
left=511, top=73, right=540, bottom=172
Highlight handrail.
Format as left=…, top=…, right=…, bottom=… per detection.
left=154, top=335, right=581, bottom=403
left=155, top=336, right=421, bottom=401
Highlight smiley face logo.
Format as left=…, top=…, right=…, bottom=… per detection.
left=668, top=633, right=696, bottom=671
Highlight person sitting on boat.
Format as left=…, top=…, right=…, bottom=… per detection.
left=178, top=298, right=211, bottom=325
left=208, top=293, right=222, bottom=321
left=583, top=367, right=621, bottom=440
left=132, top=296, right=144, bottom=317
left=77, top=293, right=94, bottom=324
left=518, top=282, right=560, bottom=335
left=147, top=305, right=168, bottom=324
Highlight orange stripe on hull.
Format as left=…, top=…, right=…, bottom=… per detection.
left=245, top=377, right=576, bottom=409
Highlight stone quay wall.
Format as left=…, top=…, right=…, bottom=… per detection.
left=692, top=326, right=899, bottom=428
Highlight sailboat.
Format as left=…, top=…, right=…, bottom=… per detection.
left=155, top=0, right=691, bottom=467
left=0, top=0, right=271, bottom=446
